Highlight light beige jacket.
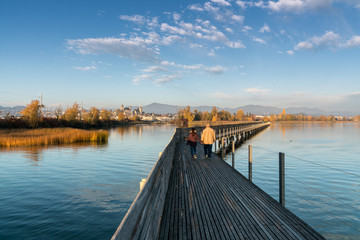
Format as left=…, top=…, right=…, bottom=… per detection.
left=201, top=126, right=216, bottom=144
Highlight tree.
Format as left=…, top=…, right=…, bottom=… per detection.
left=84, top=107, right=100, bottom=124
left=211, top=106, right=218, bottom=122
left=100, top=109, right=111, bottom=121
left=118, top=112, right=126, bottom=121
left=20, top=100, right=42, bottom=128
left=236, top=109, right=245, bottom=121
left=54, top=105, right=63, bottom=120
left=64, top=103, right=79, bottom=122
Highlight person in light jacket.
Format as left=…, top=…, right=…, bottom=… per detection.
left=201, top=123, right=216, bottom=159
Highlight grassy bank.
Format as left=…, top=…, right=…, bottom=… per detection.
left=0, top=128, right=109, bottom=147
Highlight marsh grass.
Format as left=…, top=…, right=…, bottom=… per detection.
left=0, top=128, right=109, bottom=147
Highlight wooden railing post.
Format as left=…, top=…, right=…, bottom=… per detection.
left=279, top=152, right=285, bottom=207
left=231, top=139, right=235, bottom=168
left=248, top=145, right=252, bottom=182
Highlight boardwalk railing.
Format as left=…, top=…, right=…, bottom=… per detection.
left=112, top=122, right=270, bottom=240
left=111, top=128, right=180, bottom=240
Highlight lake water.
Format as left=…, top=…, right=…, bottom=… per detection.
left=0, top=123, right=359, bottom=240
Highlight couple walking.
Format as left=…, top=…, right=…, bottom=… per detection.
left=187, top=124, right=216, bottom=159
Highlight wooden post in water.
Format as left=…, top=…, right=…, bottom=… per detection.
left=231, top=139, right=235, bottom=168
left=279, top=152, right=285, bottom=207
left=248, top=145, right=252, bottom=182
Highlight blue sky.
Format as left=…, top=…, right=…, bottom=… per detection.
left=1, top=0, right=360, bottom=112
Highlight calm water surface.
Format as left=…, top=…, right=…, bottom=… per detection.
left=223, top=122, right=360, bottom=240
left=0, top=123, right=359, bottom=239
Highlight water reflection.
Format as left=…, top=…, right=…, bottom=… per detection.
left=0, top=142, right=108, bottom=164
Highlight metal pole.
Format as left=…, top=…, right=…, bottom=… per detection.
left=279, top=152, right=285, bottom=207
left=248, top=145, right=252, bottom=182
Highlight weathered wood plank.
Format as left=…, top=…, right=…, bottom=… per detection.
left=112, top=123, right=324, bottom=240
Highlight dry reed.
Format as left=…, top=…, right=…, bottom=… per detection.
left=0, top=128, right=109, bottom=147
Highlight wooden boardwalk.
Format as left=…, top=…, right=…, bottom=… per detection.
left=112, top=124, right=325, bottom=240
left=158, top=134, right=325, bottom=240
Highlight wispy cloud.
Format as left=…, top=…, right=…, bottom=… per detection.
left=267, top=0, right=332, bottom=13
left=142, top=65, right=167, bottom=72
left=253, top=37, right=266, bottom=44
left=294, top=31, right=360, bottom=51
left=132, top=74, right=152, bottom=85
left=153, top=74, right=180, bottom=84
left=119, top=14, right=146, bottom=24
left=211, top=0, right=231, bottom=7
left=259, top=23, right=270, bottom=33
left=72, top=65, right=97, bottom=71
left=67, top=37, right=160, bottom=63
left=245, top=88, right=270, bottom=94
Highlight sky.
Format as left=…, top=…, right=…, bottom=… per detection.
left=1, top=0, right=360, bottom=112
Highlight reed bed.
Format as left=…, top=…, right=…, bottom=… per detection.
left=0, top=128, right=109, bottom=147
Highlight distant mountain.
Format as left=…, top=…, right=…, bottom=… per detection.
left=0, top=106, right=25, bottom=117
left=142, top=103, right=356, bottom=116
left=142, top=103, right=183, bottom=114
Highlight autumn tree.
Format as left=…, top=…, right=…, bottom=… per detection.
left=118, top=112, right=126, bottom=121
left=84, top=107, right=100, bottom=124
left=100, top=109, right=111, bottom=121
left=20, top=100, right=42, bottom=128
left=64, top=103, right=80, bottom=122
left=236, top=109, right=245, bottom=121
left=210, top=106, right=218, bottom=121
left=201, top=111, right=211, bottom=121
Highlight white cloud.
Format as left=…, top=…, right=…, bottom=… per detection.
left=181, top=64, right=226, bottom=74
left=173, top=13, right=181, bottom=23
left=253, top=37, right=266, bottom=44
left=231, top=14, right=245, bottom=22
left=267, top=0, right=332, bottom=13
left=343, top=35, right=360, bottom=48
left=204, top=2, right=220, bottom=12
left=188, top=4, right=204, bottom=11
left=227, top=41, right=246, bottom=48
left=73, top=66, right=97, bottom=71
left=206, top=65, right=225, bottom=74
left=294, top=31, right=340, bottom=51
left=208, top=49, right=216, bottom=56
left=236, top=1, right=247, bottom=8
left=259, top=23, right=271, bottom=33
left=132, top=74, right=152, bottom=84
left=119, top=15, right=145, bottom=24
left=161, top=23, right=188, bottom=35
left=161, top=61, right=176, bottom=66
left=153, top=74, right=179, bottom=84
left=245, top=88, right=270, bottom=94
left=142, top=66, right=167, bottom=72
left=286, top=50, right=294, bottom=55
left=242, top=26, right=252, bottom=32
left=211, top=0, right=231, bottom=7
left=225, top=27, right=234, bottom=34
left=67, top=37, right=159, bottom=63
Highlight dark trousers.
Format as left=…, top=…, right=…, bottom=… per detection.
left=190, top=145, right=196, bottom=156
left=204, top=144, right=212, bottom=158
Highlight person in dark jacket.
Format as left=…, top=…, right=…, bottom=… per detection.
left=187, top=128, right=201, bottom=159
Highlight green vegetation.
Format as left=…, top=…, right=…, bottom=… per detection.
left=0, top=128, right=108, bottom=147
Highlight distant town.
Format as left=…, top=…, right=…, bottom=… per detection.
left=1, top=101, right=359, bottom=128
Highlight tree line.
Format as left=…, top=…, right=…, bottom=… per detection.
left=176, top=106, right=360, bottom=127
left=0, top=100, right=140, bottom=129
